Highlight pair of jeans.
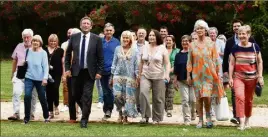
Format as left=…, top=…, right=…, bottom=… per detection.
left=24, top=78, right=49, bottom=121
left=100, top=74, right=114, bottom=113
left=12, top=71, right=37, bottom=116
left=96, top=79, right=103, bottom=103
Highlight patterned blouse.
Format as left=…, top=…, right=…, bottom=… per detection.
left=111, top=46, right=139, bottom=79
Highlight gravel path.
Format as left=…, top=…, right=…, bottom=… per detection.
left=1, top=102, right=268, bottom=128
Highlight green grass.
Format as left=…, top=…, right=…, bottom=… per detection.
left=1, top=121, right=268, bottom=136
left=1, top=60, right=268, bottom=105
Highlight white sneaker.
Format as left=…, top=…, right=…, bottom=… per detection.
left=60, top=105, right=69, bottom=112
left=97, top=102, right=103, bottom=108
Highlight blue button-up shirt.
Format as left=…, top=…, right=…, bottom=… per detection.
left=234, top=34, right=240, bottom=45
left=102, top=36, right=120, bottom=74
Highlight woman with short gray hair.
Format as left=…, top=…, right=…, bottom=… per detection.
left=23, top=35, right=49, bottom=124
left=187, top=20, right=224, bottom=128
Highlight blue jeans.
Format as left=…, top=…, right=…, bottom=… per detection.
left=100, top=74, right=114, bottom=113
left=96, top=79, right=103, bottom=103
left=24, top=78, right=49, bottom=121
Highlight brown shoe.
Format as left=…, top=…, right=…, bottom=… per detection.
left=68, top=120, right=77, bottom=123
left=8, top=114, right=20, bottom=120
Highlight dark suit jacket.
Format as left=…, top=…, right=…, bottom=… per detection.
left=65, top=32, right=104, bottom=79
left=222, top=35, right=256, bottom=73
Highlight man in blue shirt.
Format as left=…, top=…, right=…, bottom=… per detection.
left=101, top=23, right=120, bottom=120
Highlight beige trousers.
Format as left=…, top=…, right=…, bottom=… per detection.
left=178, top=81, right=196, bottom=122
left=139, top=76, right=165, bottom=122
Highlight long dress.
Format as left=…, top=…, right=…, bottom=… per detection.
left=111, top=46, right=139, bottom=117
left=186, top=38, right=224, bottom=98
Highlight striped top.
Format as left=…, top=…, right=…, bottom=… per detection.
left=231, top=43, right=260, bottom=80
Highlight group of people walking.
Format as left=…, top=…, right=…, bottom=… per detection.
left=8, top=16, right=264, bottom=131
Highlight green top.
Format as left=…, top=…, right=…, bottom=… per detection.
left=169, top=48, right=180, bottom=75
left=170, top=48, right=180, bottom=68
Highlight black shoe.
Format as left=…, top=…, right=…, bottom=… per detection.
left=80, top=120, right=87, bottom=128
left=105, top=110, right=111, bottom=118
left=8, top=114, right=20, bottom=120
left=230, top=117, right=240, bottom=125
left=23, top=120, right=29, bottom=124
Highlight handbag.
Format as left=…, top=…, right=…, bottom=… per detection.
left=16, top=49, right=29, bottom=79
left=253, top=43, right=262, bottom=97
left=215, top=96, right=230, bottom=121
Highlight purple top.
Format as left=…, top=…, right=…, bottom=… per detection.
left=11, top=43, right=30, bottom=67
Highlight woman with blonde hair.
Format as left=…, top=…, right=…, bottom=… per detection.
left=187, top=19, right=224, bottom=128
left=44, top=34, right=64, bottom=119
left=229, top=25, right=264, bottom=130
left=110, top=30, right=139, bottom=124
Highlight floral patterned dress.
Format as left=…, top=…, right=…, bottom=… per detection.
left=187, top=38, right=224, bottom=98
left=111, top=46, right=139, bottom=117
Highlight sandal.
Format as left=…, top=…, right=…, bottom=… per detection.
left=140, top=117, right=149, bottom=124
left=206, top=121, right=213, bottom=128
left=48, top=112, right=54, bottom=119
left=167, top=112, right=172, bottom=117
left=122, top=116, right=128, bottom=124
left=237, top=126, right=245, bottom=131
left=55, top=107, right=59, bottom=115
left=117, top=116, right=123, bottom=123
left=196, top=121, right=203, bottom=128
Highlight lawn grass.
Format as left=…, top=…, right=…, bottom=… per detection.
left=1, top=60, right=268, bottom=105
left=1, top=121, right=268, bottom=136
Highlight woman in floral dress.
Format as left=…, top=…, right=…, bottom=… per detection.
left=187, top=19, right=224, bottom=128
left=110, top=30, right=139, bottom=124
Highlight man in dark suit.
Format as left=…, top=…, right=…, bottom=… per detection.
left=65, top=16, right=103, bottom=128
left=223, top=19, right=256, bottom=125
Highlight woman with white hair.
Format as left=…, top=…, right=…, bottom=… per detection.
left=187, top=19, right=224, bottom=128
left=8, top=29, right=38, bottom=121
left=110, top=30, right=139, bottom=124
left=23, top=35, right=49, bottom=124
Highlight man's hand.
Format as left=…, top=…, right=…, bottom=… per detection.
left=42, top=79, right=48, bottom=86
left=187, top=77, right=192, bottom=86
left=11, top=73, right=14, bottom=80
left=95, top=74, right=102, bottom=79
left=223, top=72, right=228, bottom=77
left=65, top=71, right=72, bottom=77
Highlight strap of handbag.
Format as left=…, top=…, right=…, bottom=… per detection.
left=252, top=43, right=259, bottom=77
left=25, top=49, right=29, bottom=61
left=48, top=47, right=58, bottom=66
